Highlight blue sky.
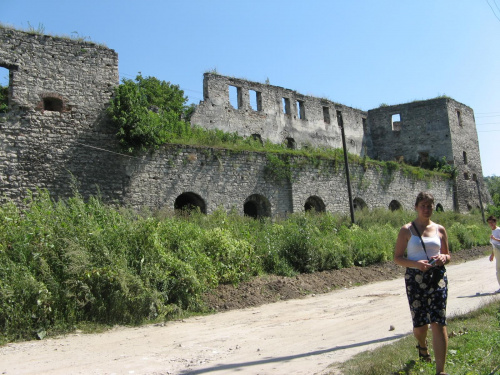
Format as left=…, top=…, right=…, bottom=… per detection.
left=2, top=0, right=500, bottom=176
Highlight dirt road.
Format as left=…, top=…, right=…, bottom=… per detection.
left=1, top=256, right=499, bottom=375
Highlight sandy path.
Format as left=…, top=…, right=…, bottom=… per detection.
left=1, top=256, right=499, bottom=375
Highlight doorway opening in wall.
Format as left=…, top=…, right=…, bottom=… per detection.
left=0, top=66, right=10, bottom=114
left=244, top=194, right=271, bottom=219
left=174, top=192, right=207, bottom=214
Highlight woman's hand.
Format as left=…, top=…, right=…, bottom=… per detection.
left=430, top=254, right=448, bottom=266
left=417, top=260, right=434, bottom=272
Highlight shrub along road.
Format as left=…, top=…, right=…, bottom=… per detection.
left=1, top=253, right=499, bottom=375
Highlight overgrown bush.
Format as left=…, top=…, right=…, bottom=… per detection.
left=0, top=84, right=8, bottom=113
left=0, top=190, right=491, bottom=344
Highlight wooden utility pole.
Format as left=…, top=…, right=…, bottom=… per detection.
left=337, top=110, right=355, bottom=225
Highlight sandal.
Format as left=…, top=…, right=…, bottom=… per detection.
left=416, top=343, right=432, bottom=362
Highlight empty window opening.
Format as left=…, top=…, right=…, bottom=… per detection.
left=249, top=89, right=262, bottom=111
left=353, top=197, right=367, bottom=211
left=463, top=151, right=467, bottom=165
left=388, top=200, right=402, bottom=211
left=472, top=173, right=477, bottom=181
left=0, top=66, right=10, bottom=113
left=457, top=110, right=462, bottom=126
left=304, top=196, right=326, bottom=213
left=435, top=203, right=444, bottom=212
left=297, top=100, right=306, bottom=120
left=229, top=85, right=242, bottom=109
left=174, top=192, right=207, bottom=214
left=392, top=113, right=401, bottom=131
left=282, top=97, right=291, bottom=115
left=464, top=172, right=470, bottom=180
left=43, top=97, right=63, bottom=112
left=244, top=194, right=271, bottom=219
left=362, top=118, right=367, bottom=131
left=285, top=137, right=296, bottom=149
left=323, top=106, right=330, bottom=124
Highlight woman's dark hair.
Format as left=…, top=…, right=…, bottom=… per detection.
left=487, top=215, right=497, bottom=223
left=415, top=191, right=435, bottom=207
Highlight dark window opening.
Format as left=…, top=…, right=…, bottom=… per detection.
left=388, top=200, right=402, bottom=211
left=282, top=97, right=291, bottom=115
left=250, top=89, right=262, bottom=111
left=362, top=118, right=367, bottom=132
left=43, top=97, right=63, bottom=112
left=304, top=196, right=326, bottom=213
left=464, top=172, right=470, bottom=180
left=457, top=110, right=462, bottom=126
left=392, top=113, right=401, bottom=131
left=229, top=85, right=242, bottom=109
left=353, top=197, right=367, bottom=211
left=174, top=192, right=207, bottom=214
left=463, top=151, right=467, bottom=165
left=472, top=173, right=477, bottom=181
left=285, top=137, right=296, bottom=149
left=323, top=106, right=330, bottom=124
left=297, top=100, right=306, bottom=120
left=436, top=203, right=444, bottom=212
left=244, top=194, right=271, bottom=219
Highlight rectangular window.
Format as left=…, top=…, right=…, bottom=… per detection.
left=229, top=85, right=242, bottom=109
left=282, top=97, right=291, bottom=115
left=392, top=113, right=401, bottom=131
left=323, top=106, right=330, bottom=124
left=297, top=100, right=306, bottom=120
left=249, top=89, right=262, bottom=111
left=362, top=118, right=367, bottom=131
left=457, top=110, right=462, bottom=126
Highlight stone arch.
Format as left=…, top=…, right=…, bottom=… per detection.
left=304, top=195, right=326, bottom=213
left=174, top=192, right=206, bottom=214
left=244, top=194, right=271, bottom=219
left=353, top=197, right=367, bottom=211
left=388, top=200, right=402, bottom=211
left=435, top=203, right=444, bottom=212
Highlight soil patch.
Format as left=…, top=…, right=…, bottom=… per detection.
left=203, top=246, right=490, bottom=311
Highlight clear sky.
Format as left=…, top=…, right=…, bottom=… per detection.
left=2, top=0, right=500, bottom=176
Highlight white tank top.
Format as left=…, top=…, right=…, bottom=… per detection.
left=407, top=224, right=441, bottom=261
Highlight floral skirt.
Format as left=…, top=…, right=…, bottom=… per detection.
left=404, top=267, right=448, bottom=327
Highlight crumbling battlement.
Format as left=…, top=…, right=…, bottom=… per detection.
left=0, top=27, right=490, bottom=215
left=191, top=73, right=367, bottom=155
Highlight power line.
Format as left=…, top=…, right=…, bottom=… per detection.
left=487, top=0, right=500, bottom=21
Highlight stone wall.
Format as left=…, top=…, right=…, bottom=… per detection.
left=0, top=27, right=122, bottom=202
left=367, top=99, right=489, bottom=211
left=0, top=27, right=486, bottom=215
left=191, top=73, right=367, bottom=156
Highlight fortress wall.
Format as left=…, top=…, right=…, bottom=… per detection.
left=191, top=73, right=368, bottom=155
left=0, top=27, right=122, bottom=202
left=119, top=145, right=454, bottom=216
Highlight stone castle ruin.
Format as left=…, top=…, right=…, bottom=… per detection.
left=0, top=27, right=490, bottom=217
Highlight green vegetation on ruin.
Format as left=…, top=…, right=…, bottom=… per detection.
left=0, top=188, right=492, bottom=344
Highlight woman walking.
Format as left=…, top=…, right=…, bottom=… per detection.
left=394, top=192, right=451, bottom=375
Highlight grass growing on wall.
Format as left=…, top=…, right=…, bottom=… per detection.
left=0, top=190, right=490, bottom=344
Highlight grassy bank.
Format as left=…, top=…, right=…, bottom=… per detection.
left=0, top=190, right=491, bottom=344
left=332, top=300, right=500, bottom=375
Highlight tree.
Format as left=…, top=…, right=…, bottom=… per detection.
left=485, top=175, right=500, bottom=217
left=107, top=74, right=192, bottom=152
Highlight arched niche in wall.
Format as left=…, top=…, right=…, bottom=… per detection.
left=435, top=203, right=444, bottom=212
left=244, top=194, right=271, bottom=219
left=304, top=195, right=326, bottom=213
left=353, top=197, right=367, bottom=211
left=174, top=192, right=206, bottom=214
left=388, top=200, right=402, bottom=211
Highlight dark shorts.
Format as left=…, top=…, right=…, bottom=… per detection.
left=405, top=267, right=448, bottom=327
